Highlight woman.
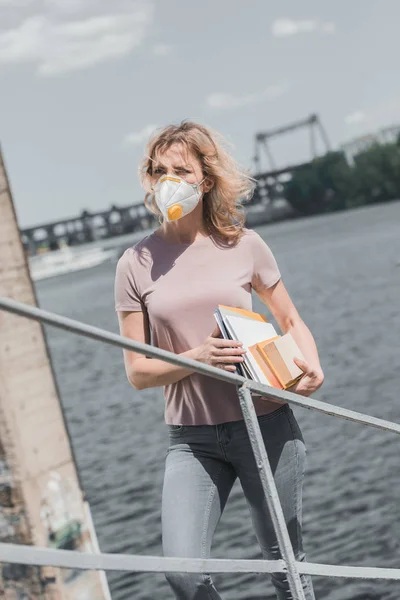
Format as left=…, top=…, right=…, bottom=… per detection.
left=115, top=121, right=323, bottom=600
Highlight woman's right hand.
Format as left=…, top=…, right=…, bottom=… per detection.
left=190, top=325, right=246, bottom=372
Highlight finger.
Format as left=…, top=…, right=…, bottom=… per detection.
left=217, top=364, right=237, bottom=372
left=214, top=356, right=244, bottom=364
left=213, top=338, right=243, bottom=348
left=210, top=325, right=222, bottom=338
left=294, top=357, right=318, bottom=378
left=293, top=356, right=309, bottom=373
left=286, top=380, right=310, bottom=396
left=215, top=347, right=246, bottom=356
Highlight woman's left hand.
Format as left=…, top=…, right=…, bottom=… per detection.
left=287, top=357, right=324, bottom=397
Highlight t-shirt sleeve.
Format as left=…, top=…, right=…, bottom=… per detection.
left=249, top=231, right=281, bottom=291
left=114, top=249, right=144, bottom=312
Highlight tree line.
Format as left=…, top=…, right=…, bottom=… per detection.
left=282, top=135, right=400, bottom=215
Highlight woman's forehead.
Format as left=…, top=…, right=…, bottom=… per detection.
left=153, top=143, right=199, bottom=168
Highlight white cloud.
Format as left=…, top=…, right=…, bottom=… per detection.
left=124, top=124, right=158, bottom=146
left=207, top=84, right=288, bottom=110
left=272, top=18, right=335, bottom=38
left=0, top=1, right=153, bottom=76
left=0, top=0, right=94, bottom=10
left=0, top=0, right=34, bottom=5
left=153, top=42, right=171, bottom=56
left=321, top=22, right=336, bottom=34
left=369, top=95, right=400, bottom=125
left=44, top=0, right=94, bottom=12
left=344, top=96, right=400, bottom=131
left=345, top=111, right=366, bottom=125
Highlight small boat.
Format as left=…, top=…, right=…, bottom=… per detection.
left=29, top=246, right=115, bottom=281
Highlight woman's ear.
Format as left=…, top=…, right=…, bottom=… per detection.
left=204, top=177, right=214, bottom=193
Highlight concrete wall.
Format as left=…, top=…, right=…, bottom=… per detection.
left=0, top=150, right=108, bottom=599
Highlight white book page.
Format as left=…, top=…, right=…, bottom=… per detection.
left=225, top=316, right=278, bottom=385
left=214, top=311, right=247, bottom=378
left=223, top=317, right=257, bottom=380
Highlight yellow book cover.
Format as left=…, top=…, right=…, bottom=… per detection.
left=248, top=339, right=283, bottom=389
left=217, top=305, right=268, bottom=323
left=258, top=333, right=305, bottom=389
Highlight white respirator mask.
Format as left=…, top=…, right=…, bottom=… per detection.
left=152, top=175, right=206, bottom=222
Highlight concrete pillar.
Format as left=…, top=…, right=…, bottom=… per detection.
left=0, top=149, right=109, bottom=599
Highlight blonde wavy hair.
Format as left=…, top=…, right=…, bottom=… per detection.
left=139, top=121, right=255, bottom=244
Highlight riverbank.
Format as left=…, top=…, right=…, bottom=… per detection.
left=33, top=200, right=400, bottom=600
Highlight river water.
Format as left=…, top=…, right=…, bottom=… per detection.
left=35, top=201, right=400, bottom=600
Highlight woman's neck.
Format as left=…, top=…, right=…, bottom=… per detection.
left=158, top=206, right=209, bottom=245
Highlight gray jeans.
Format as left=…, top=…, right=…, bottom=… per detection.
left=162, top=403, right=315, bottom=600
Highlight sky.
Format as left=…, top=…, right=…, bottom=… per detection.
left=1, top=0, right=400, bottom=228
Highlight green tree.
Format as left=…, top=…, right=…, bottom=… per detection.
left=283, top=139, right=400, bottom=214
left=350, top=142, right=400, bottom=206
left=283, top=152, right=352, bottom=214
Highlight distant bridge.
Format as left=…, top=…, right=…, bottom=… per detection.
left=20, top=114, right=331, bottom=255
left=20, top=163, right=312, bottom=256
left=21, top=203, right=158, bottom=255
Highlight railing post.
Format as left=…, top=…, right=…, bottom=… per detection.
left=237, top=384, right=306, bottom=600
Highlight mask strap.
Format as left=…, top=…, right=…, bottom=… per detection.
left=195, top=177, right=206, bottom=189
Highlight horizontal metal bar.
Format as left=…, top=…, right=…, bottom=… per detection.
left=297, top=561, right=400, bottom=581
left=0, top=543, right=284, bottom=575
left=1, top=297, right=400, bottom=436
left=0, top=297, right=243, bottom=386
left=2, top=543, right=400, bottom=581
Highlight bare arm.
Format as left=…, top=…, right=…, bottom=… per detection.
left=117, top=310, right=245, bottom=391
left=255, top=279, right=324, bottom=395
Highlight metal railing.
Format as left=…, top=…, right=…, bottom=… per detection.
left=1, top=296, right=400, bottom=600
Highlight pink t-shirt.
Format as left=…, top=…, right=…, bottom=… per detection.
left=114, top=228, right=282, bottom=425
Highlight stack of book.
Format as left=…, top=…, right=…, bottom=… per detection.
left=214, top=305, right=305, bottom=389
